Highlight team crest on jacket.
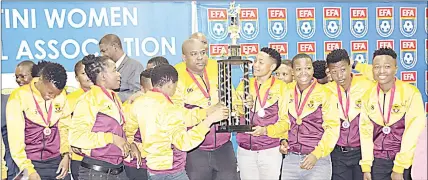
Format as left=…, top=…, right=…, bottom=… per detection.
left=376, top=7, right=394, bottom=37
left=323, top=7, right=342, bottom=38
left=400, top=7, right=417, bottom=37
left=207, top=8, right=228, bottom=41
left=296, top=8, right=316, bottom=39
left=355, top=99, right=362, bottom=109
left=350, top=40, right=368, bottom=64
left=400, top=39, right=417, bottom=69
left=240, top=8, right=259, bottom=40
left=392, top=104, right=401, bottom=114
left=350, top=8, right=368, bottom=38
left=54, top=103, right=62, bottom=113
left=267, top=8, right=287, bottom=40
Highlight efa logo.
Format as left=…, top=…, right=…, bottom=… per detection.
left=425, top=8, right=427, bottom=34
left=323, top=7, right=342, bottom=38
left=324, top=41, right=342, bottom=59
left=296, top=8, right=316, bottom=39
left=241, top=43, right=259, bottom=60
left=426, top=39, right=428, bottom=65
left=267, top=8, right=287, bottom=40
left=350, top=40, right=369, bottom=64
left=400, top=39, right=417, bottom=69
left=297, top=42, right=316, bottom=60
left=207, top=8, right=228, bottom=41
left=209, top=44, right=229, bottom=59
left=240, top=8, right=259, bottom=40
left=269, top=42, right=288, bottom=59
left=350, top=8, right=368, bottom=38
left=376, top=7, right=394, bottom=37
left=425, top=71, right=428, bottom=96
left=377, top=39, right=394, bottom=50
left=401, top=71, right=417, bottom=86
left=400, top=7, right=417, bottom=37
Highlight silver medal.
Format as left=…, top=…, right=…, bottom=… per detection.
left=382, top=126, right=391, bottom=134
left=342, top=121, right=350, bottom=128
left=44, top=128, right=52, bottom=136
left=257, top=108, right=265, bottom=117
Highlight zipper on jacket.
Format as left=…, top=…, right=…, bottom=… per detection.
left=381, top=94, right=386, bottom=152
left=345, top=91, right=351, bottom=147
left=40, top=101, right=48, bottom=160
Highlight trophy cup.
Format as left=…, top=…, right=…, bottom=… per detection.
left=216, top=1, right=252, bottom=133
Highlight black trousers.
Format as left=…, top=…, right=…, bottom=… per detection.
left=124, top=165, right=148, bottom=180
left=371, top=158, right=411, bottom=180
left=71, top=160, right=81, bottom=180
left=331, top=146, right=363, bottom=180
left=32, top=156, right=71, bottom=180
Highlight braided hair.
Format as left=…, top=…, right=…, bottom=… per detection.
left=82, top=55, right=111, bottom=85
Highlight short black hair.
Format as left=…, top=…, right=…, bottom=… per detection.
left=150, top=64, right=178, bottom=87
left=17, top=60, right=35, bottom=68
left=313, top=60, right=327, bottom=79
left=82, top=54, right=111, bottom=85
left=74, top=60, right=84, bottom=76
left=291, top=53, right=313, bottom=68
left=31, top=60, right=49, bottom=77
left=260, top=47, right=282, bottom=71
left=147, top=56, right=169, bottom=68
left=326, top=49, right=350, bottom=65
left=373, top=48, right=397, bottom=59
left=40, top=62, right=67, bottom=90
left=140, top=68, right=153, bottom=79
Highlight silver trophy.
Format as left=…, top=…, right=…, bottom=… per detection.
left=217, top=1, right=252, bottom=133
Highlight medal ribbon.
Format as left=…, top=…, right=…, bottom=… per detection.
left=99, top=86, right=125, bottom=124
left=152, top=88, right=173, bottom=104
left=336, top=83, right=351, bottom=120
left=294, top=80, right=317, bottom=119
left=376, top=83, right=395, bottom=125
left=254, top=77, right=275, bottom=109
left=30, top=86, right=53, bottom=127
left=186, top=68, right=210, bottom=100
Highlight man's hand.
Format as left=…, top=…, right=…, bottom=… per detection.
left=29, top=172, right=41, bottom=180
left=243, top=94, right=254, bottom=109
left=300, top=154, right=318, bottom=170
left=391, top=172, right=404, bottom=180
left=56, top=154, right=70, bottom=179
left=363, top=172, right=372, bottom=180
left=206, top=102, right=222, bottom=116
left=127, top=91, right=145, bottom=104
left=112, top=135, right=130, bottom=157
left=248, top=126, right=267, bottom=136
left=71, top=147, right=82, bottom=154
left=206, top=105, right=229, bottom=124
left=279, top=140, right=289, bottom=154
left=129, top=143, right=142, bottom=168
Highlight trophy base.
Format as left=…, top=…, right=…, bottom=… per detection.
left=216, top=125, right=253, bottom=133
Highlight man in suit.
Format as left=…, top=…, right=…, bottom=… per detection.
left=99, top=34, right=144, bottom=102
left=1, top=94, right=20, bottom=179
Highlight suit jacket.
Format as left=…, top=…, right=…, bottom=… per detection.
left=117, top=55, right=144, bottom=102
left=1, top=94, right=19, bottom=179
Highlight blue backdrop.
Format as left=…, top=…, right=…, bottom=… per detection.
left=197, top=1, right=427, bottom=104
left=1, top=1, right=192, bottom=73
